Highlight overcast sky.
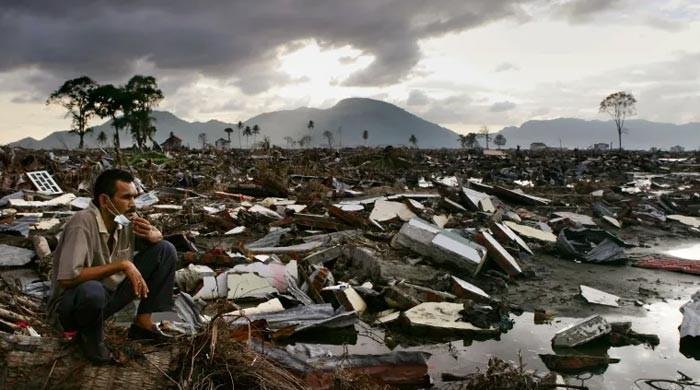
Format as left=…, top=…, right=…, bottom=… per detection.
left=1, top=0, right=698, bottom=144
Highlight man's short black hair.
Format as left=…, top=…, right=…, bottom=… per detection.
left=93, top=169, right=134, bottom=206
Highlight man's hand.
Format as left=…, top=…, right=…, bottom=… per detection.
left=122, top=261, right=148, bottom=298
left=132, top=216, right=163, bottom=244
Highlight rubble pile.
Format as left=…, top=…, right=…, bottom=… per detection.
left=440, top=355, right=561, bottom=389
left=0, top=146, right=698, bottom=388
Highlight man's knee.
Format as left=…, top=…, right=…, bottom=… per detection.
left=156, top=240, right=176, bottom=258
left=76, top=281, right=106, bottom=310
left=155, top=240, right=177, bottom=267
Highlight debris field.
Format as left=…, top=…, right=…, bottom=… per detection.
left=0, top=146, right=698, bottom=389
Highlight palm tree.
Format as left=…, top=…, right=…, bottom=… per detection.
left=252, top=124, right=260, bottom=146
left=96, top=130, right=108, bottom=147
left=283, top=136, right=294, bottom=148
left=198, top=132, right=207, bottom=149
left=409, top=134, right=418, bottom=148
left=362, top=130, right=369, bottom=147
left=243, top=125, right=252, bottom=148
left=224, top=127, right=233, bottom=146
left=322, top=130, right=334, bottom=148
left=307, top=120, right=314, bottom=147
left=237, top=121, right=243, bottom=149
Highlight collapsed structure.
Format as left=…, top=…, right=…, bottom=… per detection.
left=0, top=146, right=698, bottom=389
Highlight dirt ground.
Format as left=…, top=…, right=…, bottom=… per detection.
left=501, top=224, right=699, bottom=317
left=502, top=251, right=699, bottom=317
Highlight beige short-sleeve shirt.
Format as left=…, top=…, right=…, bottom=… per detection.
left=47, top=202, right=134, bottom=323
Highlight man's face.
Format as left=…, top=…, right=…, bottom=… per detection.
left=102, top=180, right=137, bottom=215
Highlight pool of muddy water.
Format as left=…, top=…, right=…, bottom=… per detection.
left=292, top=298, right=699, bottom=389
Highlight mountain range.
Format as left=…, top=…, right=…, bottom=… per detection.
left=7, top=98, right=700, bottom=150
left=498, top=118, right=699, bottom=150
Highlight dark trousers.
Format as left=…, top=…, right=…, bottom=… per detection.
left=58, top=240, right=177, bottom=339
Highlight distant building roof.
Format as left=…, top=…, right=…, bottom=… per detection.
left=165, top=131, right=181, bottom=141
left=161, top=132, right=183, bottom=149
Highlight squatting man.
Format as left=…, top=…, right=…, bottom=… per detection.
left=47, top=169, right=177, bottom=363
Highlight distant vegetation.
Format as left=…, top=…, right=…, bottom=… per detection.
left=599, top=91, right=637, bottom=151
left=34, top=90, right=679, bottom=152
left=47, top=75, right=164, bottom=162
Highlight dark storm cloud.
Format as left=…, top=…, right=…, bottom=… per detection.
left=556, top=0, right=626, bottom=23
left=406, top=90, right=430, bottom=106
left=490, top=101, right=516, bottom=112
left=0, top=0, right=534, bottom=93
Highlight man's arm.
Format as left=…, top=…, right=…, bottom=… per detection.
left=57, top=261, right=125, bottom=289
left=58, top=261, right=149, bottom=297
left=132, top=216, right=162, bottom=243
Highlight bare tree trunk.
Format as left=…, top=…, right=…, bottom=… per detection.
left=113, top=131, right=122, bottom=166
left=149, top=134, right=162, bottom=152
left=617, top=127, right=622, bottom=152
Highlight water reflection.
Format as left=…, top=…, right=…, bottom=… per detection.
left=289, top=299, right=698, bottom=388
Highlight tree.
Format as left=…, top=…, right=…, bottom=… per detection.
left=243, top=125, right=252, bottom=148
left=96, top=130, right=108, bottom=147
left=479, top=125, right=490, bottom=149
left=198, top=132, right=207, bottom=149
left=47, top=76, right=98, bottom=149
left=494, top=134, right=507, bottom=149
left=90, top=83, right=130, bottom=160
left=459, top=133, right=480, bottom=150
left=123, top=75, right=163, bottom=150
left=237, top=121, right=243, bottom=149
left=409, top=134, right=417, bottom=148
left=599, top=91, right=636, bottom=151
left=283, top=136, right=295, bottom=148
left=466, top=133, right=479, bottom=149
left=147, top=124, right=162, bottom=151
left=307, top=120, right=314, bottom=147
left=260, top=136, right=271, bottom=150
left=362, top=130, right=369, bottom=147
left=127, top=110, right=156, bottom=150
left=252, top=124, right=260, bottom=146
left=298, top=135, right=312, bottom=149
left=458, top=134, right=468, bottom=148
left=224, top=127, right=233, bottom=145
left=322, top=130, right=334, bottom=148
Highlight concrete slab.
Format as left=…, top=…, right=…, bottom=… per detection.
left=504, top=221, right=557, bottom=243
left=580, top=285, right=620, bottom=307
left=552, top=315, right=611, bottom=348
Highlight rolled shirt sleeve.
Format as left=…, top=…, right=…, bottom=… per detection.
left=55, top=226, right=91, bottom=280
